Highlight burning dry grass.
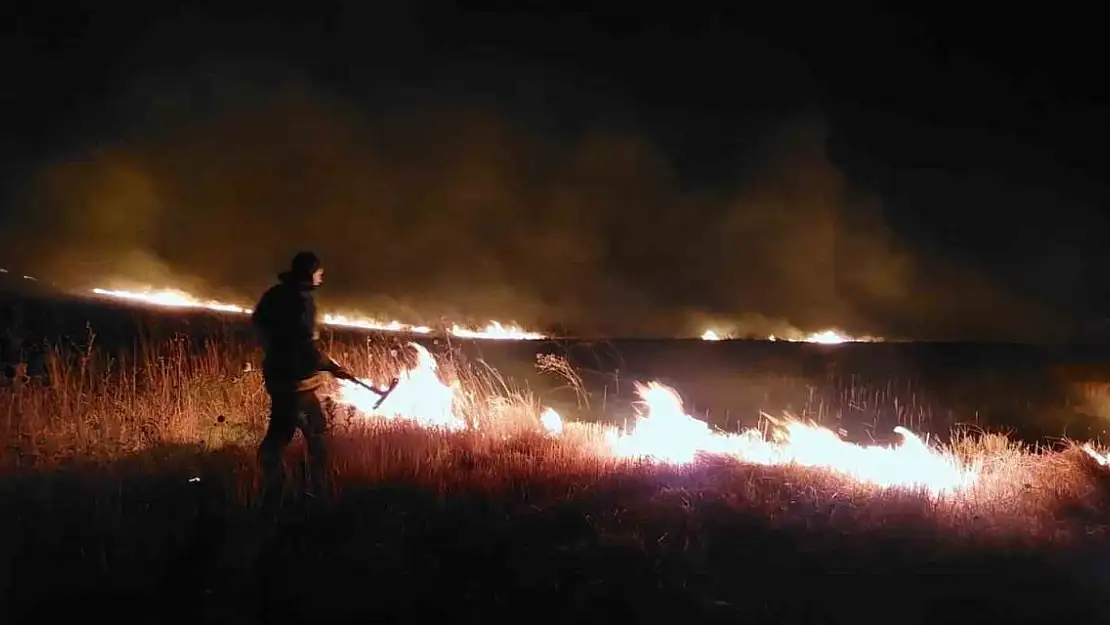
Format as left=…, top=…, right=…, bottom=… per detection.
left=3, top=333, right=1110, bottom=534
left=318, top=421, right=1109, bottom=543
left=4, top=334, right=1110, bottom=621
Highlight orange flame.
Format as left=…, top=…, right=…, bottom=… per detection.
left=335, top=343, right=466, bottom=430
left=603, top=382, right=975, bottom=494
left=88, top=286, right=544, bottom=341
left=449, top=321, right=545, bottom=341
left=333, top=348, right=979, bottom=496
left=92, top=288, right=251, bottom=314
left=539, top=407, right=564, bottom=435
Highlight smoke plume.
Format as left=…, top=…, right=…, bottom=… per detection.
left=0, top=65, right=1070, bottom=341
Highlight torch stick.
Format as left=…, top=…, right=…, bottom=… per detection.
left=336, top=367, right=401, bottom=410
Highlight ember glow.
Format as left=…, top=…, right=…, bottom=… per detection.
left=88, top=286, right=544, bottom=341
left=333, top=342, right=979, bottom=496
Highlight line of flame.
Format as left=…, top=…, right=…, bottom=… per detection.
left=701, top=328, right=883, bottom=344
left=9, top=269, right=865, bottom=344
left=333, top=342, right=985, bottom=496
left=89, top=287, right=544, bottom=341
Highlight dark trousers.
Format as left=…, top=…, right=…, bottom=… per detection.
left=257, top=385, right=329, bottom=514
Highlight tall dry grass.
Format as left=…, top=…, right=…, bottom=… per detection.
left=0, top=331, right=560, bottom=468
left=2, top=333, right=265, bottom=467
left=6, top=333, right=1110, bottom=623
left=0, top=331, right=1108, bottom=543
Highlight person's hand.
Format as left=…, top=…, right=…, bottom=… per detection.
left=324, top=358, right=351, bottom=378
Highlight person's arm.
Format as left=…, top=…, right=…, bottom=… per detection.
left=300, top=294, right=340, bottom=374
left=250, top=290, right=272, bottom=349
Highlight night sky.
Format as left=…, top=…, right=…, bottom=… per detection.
left=2, top=3, right=1108, bottom=342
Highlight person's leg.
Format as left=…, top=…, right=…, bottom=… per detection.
left=258, top=390, right=297, bottom=518
left=296, top=388, right=330, bottom=498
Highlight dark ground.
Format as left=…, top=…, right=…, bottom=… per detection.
left=6, top=441, right=1110, bottom=625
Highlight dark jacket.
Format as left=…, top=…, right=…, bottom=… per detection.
left=251, top=273, right=334, bottom=392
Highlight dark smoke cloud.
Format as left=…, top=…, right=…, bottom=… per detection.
left=0, top=66, right=1071, bottom=341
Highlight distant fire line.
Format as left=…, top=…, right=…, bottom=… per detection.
left=700, top=328, right=883, bottom=345
left=89, top=287, right=545, bottom=341
left=6, top=267, right=881, bottom=345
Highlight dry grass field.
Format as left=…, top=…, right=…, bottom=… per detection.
left=4, top=319, right=1110, bottom=623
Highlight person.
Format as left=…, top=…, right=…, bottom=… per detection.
left=251, top=251, right=343, bottom=516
